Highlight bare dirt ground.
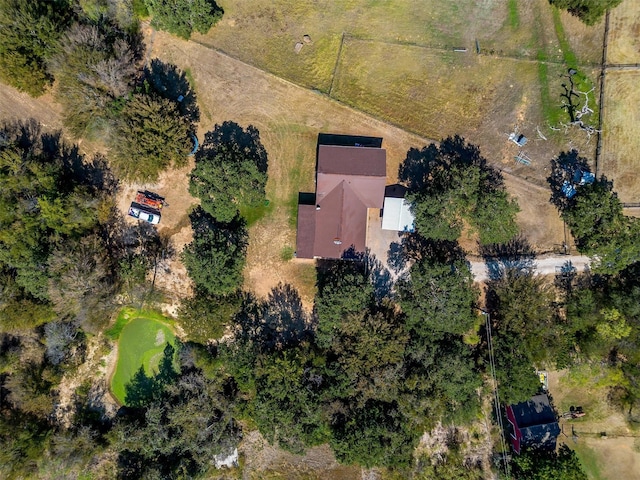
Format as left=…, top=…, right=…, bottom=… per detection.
left=240, top=430, right=361, bottom=480
left=54, top=334, right=119, bottom=428
left=0, top=87, right=63, bottom=131
left=116, top=159, right=197, bottom=304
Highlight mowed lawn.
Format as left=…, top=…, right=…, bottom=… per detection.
left=109, top=309, right=176, bottom=404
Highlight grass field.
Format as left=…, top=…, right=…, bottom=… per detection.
left=601, top=70, right=640, bottom=203
left=199, top=0, right=584, bottom=93
left=109, top=308, right=176, bottom=404
left=607, top=1, right=640, bottom=65
left=196, top=0, right=600, bottom=188
left=549, top=367, right=640, bottom=480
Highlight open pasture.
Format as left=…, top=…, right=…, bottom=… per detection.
left=198, top=0, right=600, bottom=187
left=601, top=70, right=640, bottom=204
left=200, top=0, right=587, bottom=92
left=607, top=1, right=640, bottom=65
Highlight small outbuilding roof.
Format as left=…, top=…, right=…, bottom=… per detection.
left=382, top=197, right=415, bottom=232
left=506, top=394, right=560, bottom=454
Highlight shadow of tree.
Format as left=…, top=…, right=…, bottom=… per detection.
left=327, top=247, right=394, bottom=300
left=399, top=143, right=440, bottom=192
left=2, top=119, right=119, bottom=195
left=387, top=240, right=406, bottom=274
left=199, top=121, right=268, bottom=174
left=554, top=260, right=580, bottom=293
left=366, top=251, right=394, bottom=301
left=188, top=206, right=248, bottom=247
left=398, top=136, right=500, bottom=194
left=399, top=233, right=467, bottom=264
left=124, top=343, right=178, bottom=407
left=547, top=149, right=594, bottom=212
left=480, top=235, right=536, bottom=280
left=234, top=284, right=312, bottom=352
left=316, top=256, right=368, bottom=288
left=145, top=59, right=200, bottom=125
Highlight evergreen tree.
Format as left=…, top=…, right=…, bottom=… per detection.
left=181, top=207, right=247, bottom=296
left=190, top=122, right=268, bottom=223
left=145, top=0, right=223, bottom=39
left=0, top=0, right=72, bottom=96
left=111, top=92, right=192, bottom=182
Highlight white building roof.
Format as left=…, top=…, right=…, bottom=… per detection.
left=382, top=197, right=415, bottom=232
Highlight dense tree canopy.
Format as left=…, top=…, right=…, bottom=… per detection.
left=0, top=0, right=72, bottom=96
left=400, top=136, right=519, bottom=245
left=549, top=0, right=623, bottom=25
left=487, top=268, right=558, bottom=404
left=511, top=445, right=588, bottom=480
left=398, top=254, right=477, bottom=337
left=190, top=122, right=268, bottom=223
left=178, top=289, right=242, bottom=343
left=145, top=0, right=223, bottom=39
left=315, top=260, right=374, bottom=348
left=0, top=121, right=109, bottom=304
left=111, top=345, right=241, bottom=479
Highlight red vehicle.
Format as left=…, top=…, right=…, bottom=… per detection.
left=135, top=191, right=165, bottom=210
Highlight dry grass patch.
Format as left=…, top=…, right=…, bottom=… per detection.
left=331, top=38, right=597, bottom=184
left=607, top=1, right=640, bottom=65
left=198, top=0, right=586, bottom=92
left=601, top=71, right=640, bottom=203
left=332, top=39, right=538, bottom=143
left=556, top=8, right=605, bottom=66
left=198, top=0, right=505, bottom=91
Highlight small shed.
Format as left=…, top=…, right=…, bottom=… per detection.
left=509, top=132, right=528, bottom=147
left=382, top=184, right=415, bottom=232
left=506, top=394, right=560, bottom=454
left=382, top=197, right=415, bottom=232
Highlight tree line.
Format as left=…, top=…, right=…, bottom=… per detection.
left=0, top=0, right=222, bottom=183
left=0, top=116, right=600, bottom=478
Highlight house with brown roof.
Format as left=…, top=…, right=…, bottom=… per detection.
left=296, top=134, right=387, bottom=259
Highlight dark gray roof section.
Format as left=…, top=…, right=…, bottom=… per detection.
left=510, top=394, right=557, bottom=428
left=520, top=423, right=561, bottom=450
left=318, top=133, right=383, bottom=148
left=384, top=184, right=408, bottom=199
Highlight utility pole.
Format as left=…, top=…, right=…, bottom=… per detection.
left=481, top=310, right=510, bottom=478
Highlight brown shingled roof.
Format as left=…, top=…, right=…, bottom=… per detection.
left=317, top=145, right=386, bottom=177
left=296, top=139, right=387, bottom=259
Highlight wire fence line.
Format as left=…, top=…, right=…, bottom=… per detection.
left=595, top=9, right=611, bottom=178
